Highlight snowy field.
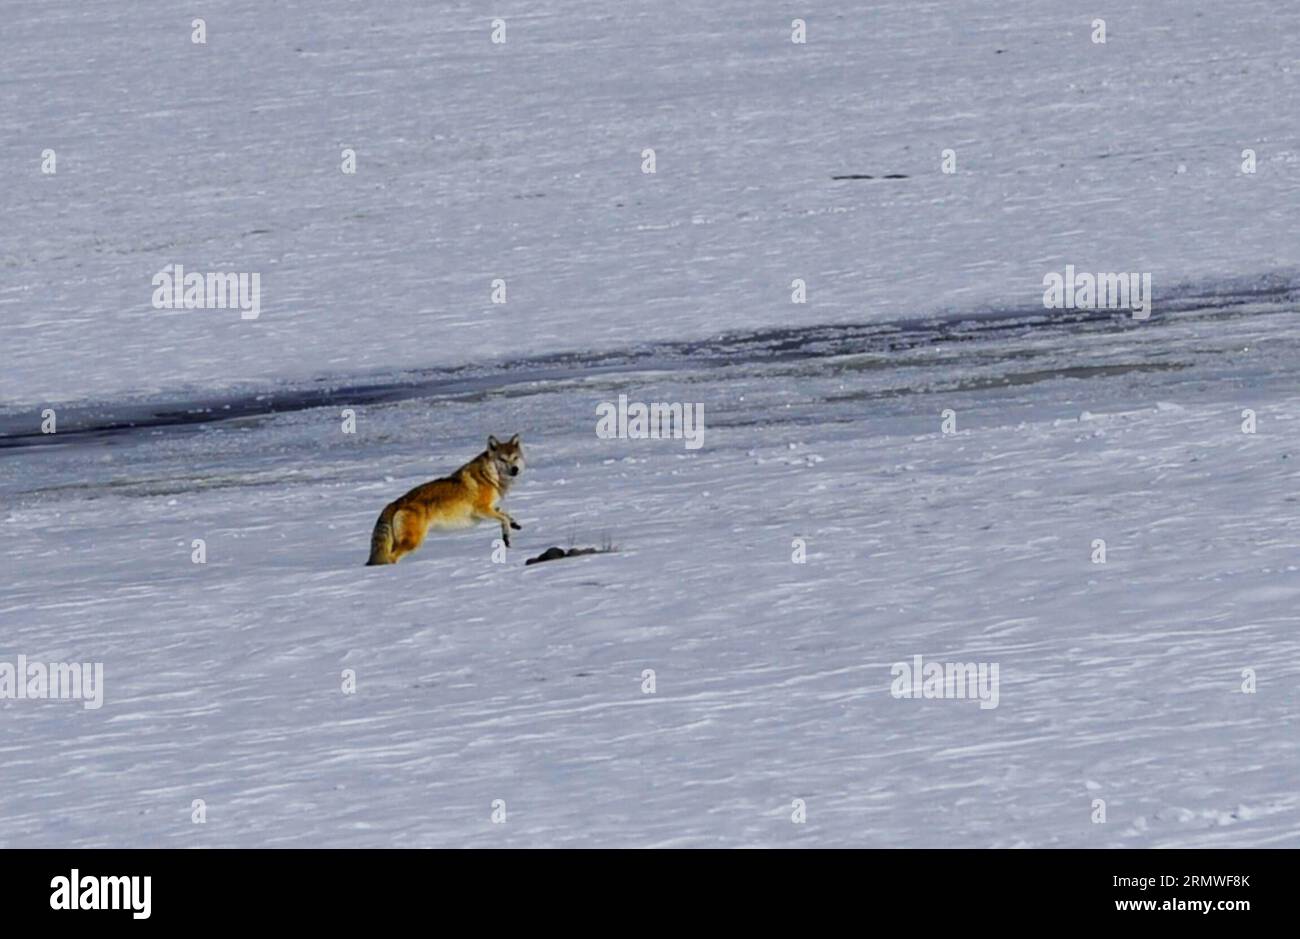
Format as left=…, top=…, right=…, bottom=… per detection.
left=2, top=1, right=1299, bottom=847
left=4, top=0, right=1299, bottom=404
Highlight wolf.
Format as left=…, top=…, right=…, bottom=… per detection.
left=366, top=434, right=525, bottom=565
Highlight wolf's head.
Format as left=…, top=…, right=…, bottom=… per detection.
left=487, top=434, right=525, bottom=479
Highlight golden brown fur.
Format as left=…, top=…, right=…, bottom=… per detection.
left=366, top=434, right=525, bottom=565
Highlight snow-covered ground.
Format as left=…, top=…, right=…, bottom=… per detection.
left=3, top=0, right=1298, bottom=404
left=1, top=1, right=1298, bottom=847
left=4, top=291, right=1299, bottom=847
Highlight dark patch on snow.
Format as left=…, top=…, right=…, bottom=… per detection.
left=1, top=275, right=1295, bottom=453
left=525, top=546, right=608, bottom=566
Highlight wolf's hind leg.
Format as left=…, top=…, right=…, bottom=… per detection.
left=389, top=508, right=426, bottom=562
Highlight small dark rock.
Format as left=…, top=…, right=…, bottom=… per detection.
left=525, top=545, right=611, bottom=566
left=526, top=546, right=569, bottom=565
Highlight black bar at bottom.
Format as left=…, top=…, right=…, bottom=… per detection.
left=0, top=848, right=1284, bottom=926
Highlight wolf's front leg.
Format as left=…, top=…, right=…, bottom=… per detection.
left=479, top=507, right=517, bottom=546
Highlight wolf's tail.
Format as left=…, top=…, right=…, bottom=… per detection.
left=366, top=504, right=397, bottom=565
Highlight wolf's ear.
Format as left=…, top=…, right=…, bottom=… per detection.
left=508, top=434, right=520, bottom=446
left=487, top=435, right=500, bottom=451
